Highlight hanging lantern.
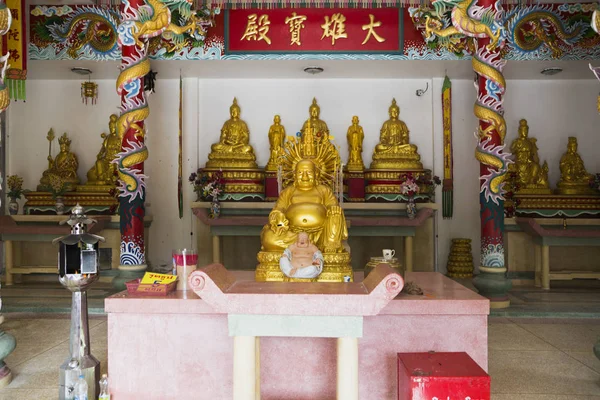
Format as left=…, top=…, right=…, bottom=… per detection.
left=81, top=80, right=98, bottom=105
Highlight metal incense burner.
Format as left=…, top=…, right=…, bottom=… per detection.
left=53, top=204, right=104, bottom=400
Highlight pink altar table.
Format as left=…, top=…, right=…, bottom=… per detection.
left=106, top=269, right=489, bottom=400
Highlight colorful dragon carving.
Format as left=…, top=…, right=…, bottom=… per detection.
left=46, top=7, right=119, bottom=59
left=421, top=0, right=509, bottom=205
left=505, top=5, right=585, bottom=58
left=116, top=0, right=213, bottom=201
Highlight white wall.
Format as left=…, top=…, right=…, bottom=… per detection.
left=7, top=75, right=600, bottom=272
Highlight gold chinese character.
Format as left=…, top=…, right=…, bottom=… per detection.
left=241, top=14, right=272, bottom=45
left=321, top=13, right=348, bottom=45
left=361, top=14, right=386, bottom=45
left=285, top=12, right=308, bottom=46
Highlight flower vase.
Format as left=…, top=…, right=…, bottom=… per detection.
left=55, top=196, right=65, bottom=215
left=209, top=198, right=221, bottom=219
left=7, top=198, right=18, bottom=215
left=406, top=197, right=417, bottom=220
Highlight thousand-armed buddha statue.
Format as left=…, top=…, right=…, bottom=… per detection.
left=300, top=98, right=330, bottom=146
left=84, top=114, right=120, bottom=187
left=38, top=132, right=80, bottom=191
left=265, top=115, right=286, bottom=172
left=206, top=98, right=257, bottom=169
left=508, top=119, right=550, bottom=194
left=556, top=137, right=595, bottom=195
left=260, top=159, right=348, bottom=253
left=370, top=99, right=423, bottom=170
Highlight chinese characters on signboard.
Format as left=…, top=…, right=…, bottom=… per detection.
left=227, top=9, right=401, bottom=53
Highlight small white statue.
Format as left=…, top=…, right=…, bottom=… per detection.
left=279, top=232, right=324, bottom=279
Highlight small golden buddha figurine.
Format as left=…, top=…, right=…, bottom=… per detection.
left=265, top=115, right=286, bottom=172
left=370, top=99, right=423, bottom=170
left=38, top=132, right=80, bottom=191
left=346, top=116, right=365, bottom=172
left=300, top=98, right=330, bottom=146
left=206, top=98, right=257, bottom=169
left=260, top=159, right=348, bottom=253
left=85, top=114, right=121, bottom=186
left=556, top=137, right=595, bottom=195
left=508, top=119, right=550, bottom=194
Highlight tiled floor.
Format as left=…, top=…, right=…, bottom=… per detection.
left=0, top=315, right=597, bottom=399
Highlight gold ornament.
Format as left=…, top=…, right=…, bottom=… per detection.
left=265, top=115, right=286, bottom=172
left=508, top=119, right=551, bottom=194
left=81, top=80, right=98, bottom=105
left=206, top=98, right=258, bottom=169
left=446, top=238, right=474, bottom=279
left=556, top=137, right=596, bottom=195
left=370, top=98, right=423, bottom=170
left=38, top=132, right=80, bottom=191
left=84, top=114, right=120, bottom=187
left=346, top=116, right=365, bottom=173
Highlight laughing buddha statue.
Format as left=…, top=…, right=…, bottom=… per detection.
left=206, top=98, right=257, bottom=169
left=370, top=99, right=423, bottom=170
left=261, top=159, right=347, bottom=253
left=256, top=158, right=353, bottom=282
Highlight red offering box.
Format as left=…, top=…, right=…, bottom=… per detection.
left=125, top=279, right=177, bottom=296
left=398, top=352, right=490, bottom=400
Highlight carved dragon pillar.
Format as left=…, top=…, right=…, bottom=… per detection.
left=114, top=0, right=152, bottom=288
left=470, top=5, right=512, bottom=308
left=413, top=0, right=512, bottom=307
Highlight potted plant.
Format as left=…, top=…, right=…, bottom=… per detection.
left=6, top=175, right=28, bottom=215
left=41, top=175, right=69, bottom=215
left=399, top=173, right=441, bottom=219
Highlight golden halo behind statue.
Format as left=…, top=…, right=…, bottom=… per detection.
left=277, top=134, right=341, bottom=190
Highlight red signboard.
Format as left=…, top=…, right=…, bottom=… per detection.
left=226, top=8, right=401, bottom=53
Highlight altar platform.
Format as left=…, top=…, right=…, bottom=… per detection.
left=105, top=269, right=488, bottom=400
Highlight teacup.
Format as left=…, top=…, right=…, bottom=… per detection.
left=383, top=249, right=395, bottom=260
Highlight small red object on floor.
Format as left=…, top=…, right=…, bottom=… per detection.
left=398, top=352, right=490, bottom=400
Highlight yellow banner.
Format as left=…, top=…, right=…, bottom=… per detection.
left=140, top=272, right=178, bottom=285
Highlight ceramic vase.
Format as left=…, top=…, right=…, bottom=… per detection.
left=55, top=196, right=65, bottom=215
left=7, top=198, right=18, bottom=215
left=406, top=197, right=417, bottom=220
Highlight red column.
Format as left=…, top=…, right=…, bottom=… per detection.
left=471, top=0, right=512, bottom=308
left=115, top=0, right=149, bottom=274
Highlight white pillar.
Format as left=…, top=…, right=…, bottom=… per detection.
left=233, top=336, right=257, bottom=400
left=337, top=337, right=358, bottom=400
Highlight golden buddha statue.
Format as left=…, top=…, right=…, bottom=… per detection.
left=370, top=99, right=423, bottom=170
left=265, top=115, right=286, bottom=172
left=300, top=98, right=330, bottom=146
left=206, top=98, right=257, bottom=169
left=256, top=139, right=353, bottom=282
left=508, top=119, right=551, bottom=194
left=556, top=137, right=595, bottom=195
left=346, top=116, right=365, bottom=172
left=38, top=132, right=80, bottom=191
left=260, top=159, right=347, bottom=253
left=84, top=114, right=120, bottom=186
